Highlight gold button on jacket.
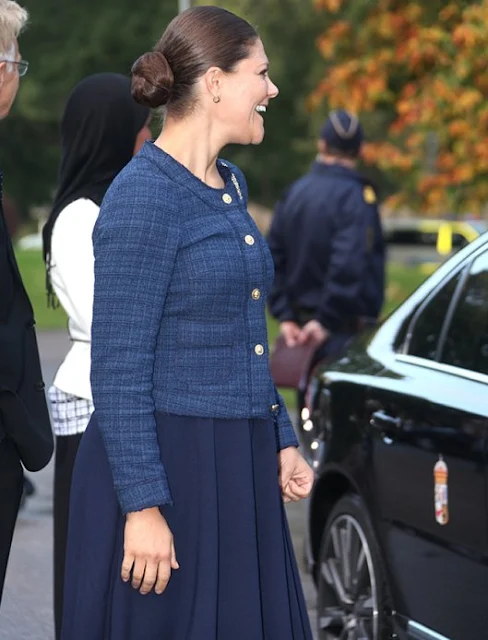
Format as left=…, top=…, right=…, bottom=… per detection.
left=254, top=344, right=264, bottom=356
left=245, top=235, right=255, bottom=246
left=251, top=288, right=261, bottom=300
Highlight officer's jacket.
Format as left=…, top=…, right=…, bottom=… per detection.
left=0, top=174, right=53, bottom=471
left=267, top=161, right=385, bottom=332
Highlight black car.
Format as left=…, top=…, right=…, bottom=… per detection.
left=302, top=232, right=488, bottom=640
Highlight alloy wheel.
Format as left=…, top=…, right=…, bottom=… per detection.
left=318, top=514, right=379, bottom=640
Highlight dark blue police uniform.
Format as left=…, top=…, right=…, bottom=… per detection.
left=267, top=160, right=385, bottom=359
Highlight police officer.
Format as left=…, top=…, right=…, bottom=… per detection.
left=268, top=109, right=385, bottom=369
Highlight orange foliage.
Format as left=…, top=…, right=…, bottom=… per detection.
left=312, top=0, right=488, bottom=214
left=314, top=0, right=343, bottom=12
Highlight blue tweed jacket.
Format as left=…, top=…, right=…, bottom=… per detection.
left=91, top=142, right=298, bottom=514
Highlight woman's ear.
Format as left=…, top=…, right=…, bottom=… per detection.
left=204, top=67, right=224, bottom=102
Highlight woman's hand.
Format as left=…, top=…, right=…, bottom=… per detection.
left=121, top=507, right=179, bottom=595
left=278, top=447, right=314, bottom=503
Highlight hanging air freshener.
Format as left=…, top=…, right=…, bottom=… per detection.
left=434, top=455, right=449, bottom=525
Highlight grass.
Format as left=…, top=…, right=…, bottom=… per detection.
left=383, top=263, right=428, bottom=317
left=15, top=249, right=68, bottom=330
left=16, top=248, right=427, bottom=408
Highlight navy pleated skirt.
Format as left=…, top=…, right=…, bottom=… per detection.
left=61, top=413, right=313, bottom=640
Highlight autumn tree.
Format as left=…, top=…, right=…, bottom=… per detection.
left=312, top=0, right=488, bottom=215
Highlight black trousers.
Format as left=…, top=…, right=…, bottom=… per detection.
left=53, top=432, right=83, bottom=640
left=0, top=438, right=23, bottom=605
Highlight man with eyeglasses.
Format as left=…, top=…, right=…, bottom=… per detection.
left=0, top=0, right=53, bottom=603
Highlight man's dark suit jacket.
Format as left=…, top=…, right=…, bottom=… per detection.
left=0, top=179, right=53, bottom=471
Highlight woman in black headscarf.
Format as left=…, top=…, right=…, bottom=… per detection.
left=42, top=72, right=150, bottom=640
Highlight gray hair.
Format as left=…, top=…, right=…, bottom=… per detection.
left=0, top=0, right=28, bottom=57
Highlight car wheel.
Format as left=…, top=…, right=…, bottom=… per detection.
left=317, top=493, right=391, bottom=640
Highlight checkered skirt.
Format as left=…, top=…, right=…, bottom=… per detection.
left=48, top=386, right=94, bottom=437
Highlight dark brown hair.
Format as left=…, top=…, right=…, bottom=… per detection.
left=131, top=6, right=258, bottom=115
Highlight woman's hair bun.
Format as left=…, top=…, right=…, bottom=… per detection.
left=131, top=51, right=174, bottom=109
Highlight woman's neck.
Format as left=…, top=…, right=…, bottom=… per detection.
left=154, top=115, right=225, bottom=188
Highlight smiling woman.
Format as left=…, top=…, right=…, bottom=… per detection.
left=215, top=38, right=278, bottom=146
left=61, top=6, right=313, bottom=640
left=131, top=6, right=278, bottom=147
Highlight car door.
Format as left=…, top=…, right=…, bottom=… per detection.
left=367, top=248, right=488, bottom=640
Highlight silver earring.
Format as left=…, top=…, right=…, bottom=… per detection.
left=213, top=96, right=220, bottom=103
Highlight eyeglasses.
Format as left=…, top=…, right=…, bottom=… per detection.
left=1, top=59, right=29, bottom=77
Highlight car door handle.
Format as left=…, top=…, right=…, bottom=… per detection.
left=370, top=410, right=403, bottom=431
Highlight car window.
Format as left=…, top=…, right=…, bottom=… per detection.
left=439, top=251, right=488, bottom=375
left=407, top=271, right=462, bottom=360
left=386, top=228, right=468, bottom=249
left=387, top=229, right=435, bottom=245
left=452, top=233, right=469, bottom=248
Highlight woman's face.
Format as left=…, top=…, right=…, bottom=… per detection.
left=217, top=39, right=279, bottom=146
left=133, top=116, right=152, bottom=156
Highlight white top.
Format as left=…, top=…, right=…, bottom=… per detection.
left=50, top=198, right=99, bottom=401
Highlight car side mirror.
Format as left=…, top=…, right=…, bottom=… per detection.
left=437, top=223, right=453, bottom=256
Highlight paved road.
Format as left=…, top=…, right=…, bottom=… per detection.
left=0, top=331, right=318, bottom=639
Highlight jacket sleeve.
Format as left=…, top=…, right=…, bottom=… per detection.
left=267, top=196, right=295, bottom=322
left=91, top=178, right=180, bottom=515
left=50, top=204, right=98, bottom=340
left=273, top=389, right=299, bottom=451
left=317, top=188, right=371, bottom=331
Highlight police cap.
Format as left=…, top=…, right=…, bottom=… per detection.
left=320, top=109, right=364, bottom=156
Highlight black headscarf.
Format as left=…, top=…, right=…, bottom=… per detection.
left=42, top=72, right=150, bottom=307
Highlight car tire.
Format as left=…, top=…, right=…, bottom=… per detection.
left=316, top=493, right=392, bottom=640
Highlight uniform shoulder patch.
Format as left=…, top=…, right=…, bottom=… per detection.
left=363, top=185, right=376, bottom=204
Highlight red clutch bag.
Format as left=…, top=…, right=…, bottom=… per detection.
left=269, top=335, right=317, bottom=390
